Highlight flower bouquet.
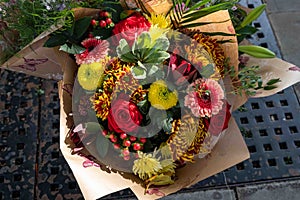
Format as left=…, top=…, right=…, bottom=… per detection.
left=1, top=0, right=300, bottom=199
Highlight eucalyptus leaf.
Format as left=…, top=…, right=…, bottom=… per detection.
left=96, top=135, right=109, bottom=158
left=267, top=78, right=281, bottom=85
left=59, top=43, right=85, bottom=54
left=263, top=85, right=277, bottom=90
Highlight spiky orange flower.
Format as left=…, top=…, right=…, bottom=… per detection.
left=192, top=33, right=226, bottom=78
left=93, top=58, right=146, bottom=120
left=167, top=114, right=210, bottom=162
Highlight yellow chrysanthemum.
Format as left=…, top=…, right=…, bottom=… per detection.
left=160, top=159, right=176, bottom=174
left=146, top=13, right=171, bottom=29
left=167, top=115, right=210, bottom=162
left=148, top=80, right=178, bottom=110
left=77, top=62, right=105, bottom=91
left=148, top=25, right=168, bottom=41
left=133, top=151, right=162, bottom=180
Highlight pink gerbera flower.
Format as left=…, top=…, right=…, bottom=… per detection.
left=184, top=78, right=224, bottom=117
left=75, top=38, right=109, bottom=65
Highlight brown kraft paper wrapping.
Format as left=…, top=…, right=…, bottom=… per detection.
left=58, top=9, right=252, bottom=200
left=36, top=3, right=299, bottom=200
left=0, top=8, right=100, bottom=80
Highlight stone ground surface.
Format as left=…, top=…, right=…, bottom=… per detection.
left=1, top=0, right=300, bottom=200
left=167, top=0, right=300, bottom=199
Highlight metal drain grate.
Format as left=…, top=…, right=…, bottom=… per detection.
left=1, top=0, right=299, bottom=199
left=0, top=69, right=40, bottom=200
left=36, top=80, right=84, bottom=200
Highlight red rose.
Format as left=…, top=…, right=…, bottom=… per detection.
left=112, top=13, right=151, bottom=45
left=108, top=99, right=143, bottom=133
left=204, top=100, right=231, bottom=136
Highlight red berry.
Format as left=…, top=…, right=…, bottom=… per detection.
left=91, top=19, right=97, bottom=26
left=123, top=155, right=130, bottom=161
left=140, top=138, right=147, bottom=143
left=102, top=130, right=108, bottom=136
left=88, top=33, right=94, bottom=38
left=123, top=140, right=131, bottom=147
left=122, top=149, right=130, bottom=156
left=120, top=133, right=127, bottom=140
left=113, top=144, right=120, bottom=149
left=103, top=11, right=109, bottom=18
left=133, top=143, right=141, bottom=151
left=99, top=20, right=106, bottom=27
left=129, top=136, right=136, bottom=142
left=109, top=134, right=117, bottom=143
left=105, top=18, right=112, bottom=25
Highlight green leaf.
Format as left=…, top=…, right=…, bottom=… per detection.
left=184, top=0, right=210, bottom=13
left=238, top=45, right=276, bottom=58
left=44, top=33, right=68, bottom=47
left=73, top=16, right=92, bottom=39
left=117, top=39, right=136, bottom=62
left=236, top=25, right=258, bottom=35
left=137, top=99, right=150, bottom=115
left=59, top=43, right=85, bottom=54
left=152, top=36, right=170, bottom=51
left=181, top=2, right=234, bottom=24
left=267, top=78, right=281, bottom=85
left=238, top=4, right=266, bottom=30
left=162, top=117, right=173, bottom=132
left=145, top=51, right=170, bottom=64
left=200, top=31, right=236, bottom=37
left=85, top=122, right=102, bottom=134
left=96, top=135, right=109, bottom=158
left=148, top=65, right=159, bottom=76
left=181, top=19, right=230, bottom=29
left=131, top=66, right=147, bottom=79
left=263, top=85, right=277, bottom=90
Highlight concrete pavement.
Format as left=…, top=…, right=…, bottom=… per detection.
left=161, top=0, right=300, bottom=199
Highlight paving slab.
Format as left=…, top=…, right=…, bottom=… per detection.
left=264, top=0, right=300, bottom=13
left=264, top=1, right=300, bottom=67
left=237, top=180, right=300, bottom=200
left=161, top=189, right=236, bottom=200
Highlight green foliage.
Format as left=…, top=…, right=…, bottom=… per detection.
left=0, top=0, right=74, bottom=49
left=116, top=32, right=170, bottom=79
left=238, top=45, right=276, bottom=58
left=227, top=65, right=280, bottom=96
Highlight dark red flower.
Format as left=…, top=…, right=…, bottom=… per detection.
left=167, top=52, right=201, bottom=87
left=112, top=13, right=151, bottom=46
left=203, top=100, right=231, bottom=136
left=108, top=98, right=143, bottom=133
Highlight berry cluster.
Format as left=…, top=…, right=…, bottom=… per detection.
left=90, top=11, right=114, bottom=28
left=102, top=130, right=147, bottom=160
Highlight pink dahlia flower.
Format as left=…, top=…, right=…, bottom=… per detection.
left=75, top=38, right=109, bottom=65
left=184, top=78, right=224, bottom=117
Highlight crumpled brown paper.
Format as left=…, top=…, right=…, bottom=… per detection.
left=58, top=9, right=251, bottom=200
left=0, top=8, right=99, bottom=80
